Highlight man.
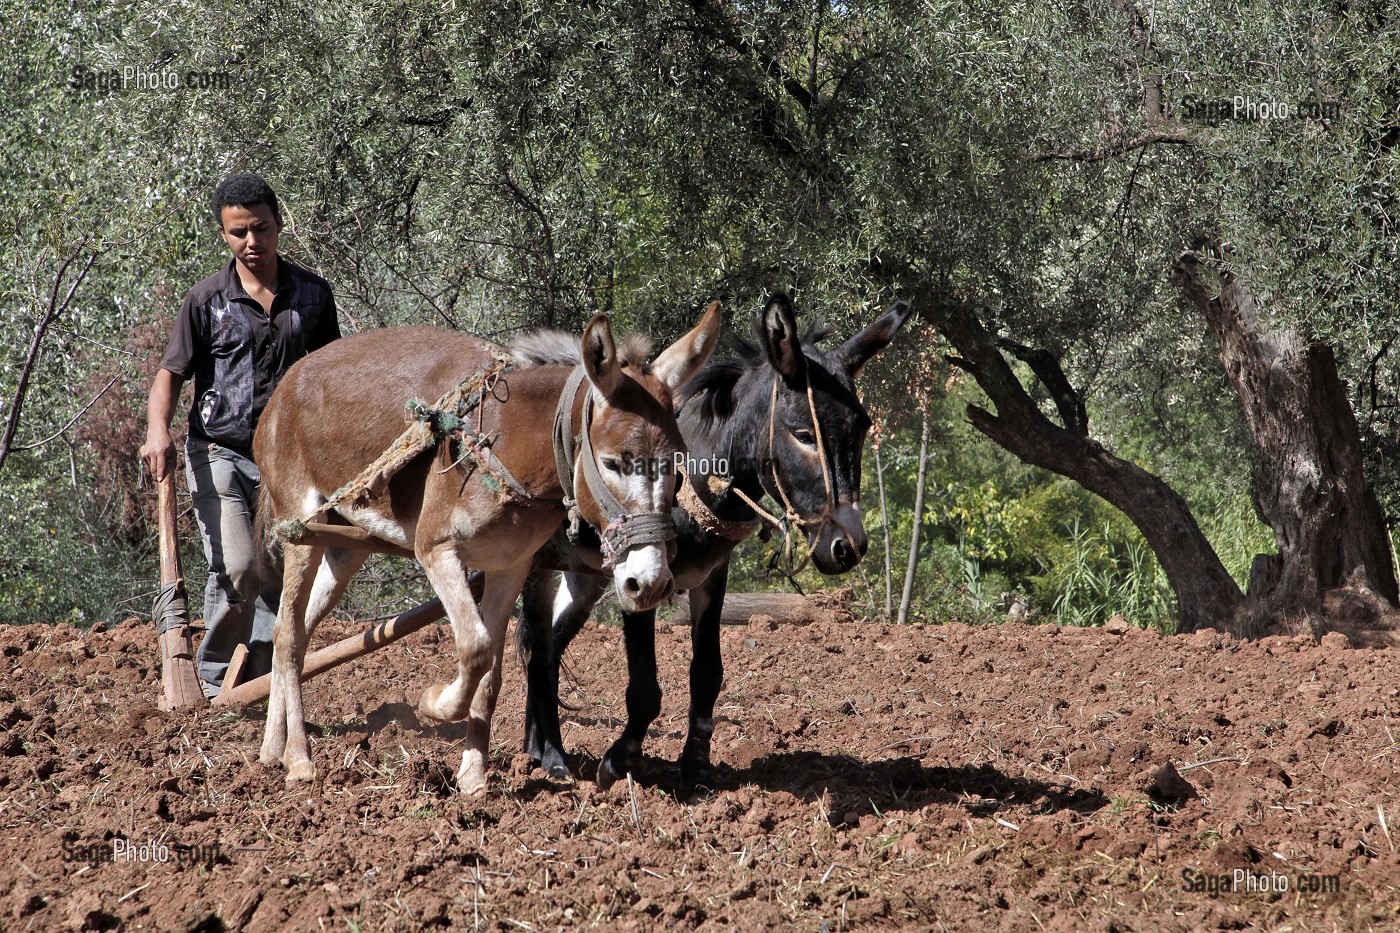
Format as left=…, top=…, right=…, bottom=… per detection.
left=140, top=173, right=340, bottom=698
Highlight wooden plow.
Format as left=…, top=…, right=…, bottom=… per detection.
left=211, top=519, right=484, bottom=706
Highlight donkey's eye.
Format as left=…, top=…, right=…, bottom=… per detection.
left=602, top=457, right=622, bottom=473
left=793, top=429, right=817, bottom=446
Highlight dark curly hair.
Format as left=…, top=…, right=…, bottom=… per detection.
left=211, top=173, right=280, bottom=225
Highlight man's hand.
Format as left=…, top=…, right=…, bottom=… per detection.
left=141, top=427, right=176, bottom=481
left=143, top=369, right=184, bottom=481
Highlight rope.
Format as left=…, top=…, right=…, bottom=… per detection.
left=728, top=375, right=839, bottom=576
left=278, top=355, right=524, bottom=543
left=675, top=465, right=762, bottom=541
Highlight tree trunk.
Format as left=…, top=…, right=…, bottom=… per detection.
left=1171, top=249, right=1398, bottom=633
left=897, top=415, right=931, bottom=625
left=668, top=592, right=850, bottom=627
left=919, top=290, right=1244, bottom=634
left=875, top=443, right=893, bottom=620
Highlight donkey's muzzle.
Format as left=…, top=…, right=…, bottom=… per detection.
left=810, top=502, right=868, bottom=575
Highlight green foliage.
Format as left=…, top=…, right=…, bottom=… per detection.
left=0, top=0, right=1391, bottom=631
left=0, top=458, right=150, bottom=627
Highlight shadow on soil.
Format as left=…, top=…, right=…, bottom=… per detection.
left=507, top=749, right=1108, bottom=820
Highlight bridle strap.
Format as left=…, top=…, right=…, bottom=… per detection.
left=732, top=374, right=843, bottom=574
left=552, top=366, right=677, bottom=568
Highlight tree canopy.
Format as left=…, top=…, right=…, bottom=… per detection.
left=3, top=0, right=1398, bottom=634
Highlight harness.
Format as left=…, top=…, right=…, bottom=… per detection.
left=726, top=375, right=839, bottom=575
left=552, top=367, right=677, bottom=569
left=675, top=466, right=762, bottom=542
left=275, top=357, right=675, bottom=571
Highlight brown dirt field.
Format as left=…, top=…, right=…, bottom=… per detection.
left=1, top=606, right=1398, bottom=931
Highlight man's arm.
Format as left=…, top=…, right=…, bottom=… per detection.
left=141, top=368, right=186, bottom=481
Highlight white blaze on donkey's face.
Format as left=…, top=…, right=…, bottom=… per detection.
left=603, top=453, right=677, bottom=612
left=577, top=302, right=725, bottom=614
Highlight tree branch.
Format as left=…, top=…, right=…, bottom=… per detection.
left=1027, top=124, right=1196, bottom=163
left=14, top=375, right=118, bottom=452
left=500, top=166, right=560, bottom=329
left=998, top=338, right=1090, bottom=435
left=0, top=241, right=97, bottom=473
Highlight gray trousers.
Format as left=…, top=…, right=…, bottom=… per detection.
left=185, top=437, right=279, bottom=690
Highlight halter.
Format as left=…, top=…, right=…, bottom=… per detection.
left=727, top=375, right=839, bottom=574
left=552, top=367, right=677, bottom=570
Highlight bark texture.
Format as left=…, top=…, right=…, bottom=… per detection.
left=1171, top=250, right=1398, bottom=632
left=919, top=292, right=1244, bottom=634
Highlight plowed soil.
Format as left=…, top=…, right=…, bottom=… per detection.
left=2, top=604, right=1398, bottom=931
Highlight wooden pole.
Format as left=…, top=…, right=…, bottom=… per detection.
left=210, top=571, right=483, bottom=707
left=213, top=598, right=447, bottom=706
left=155, top=472, right=206, bottom=710
left=897, top=414, right=930, bottom=626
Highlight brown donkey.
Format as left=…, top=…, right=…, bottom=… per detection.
left=253, top=307, right=721, bottom=793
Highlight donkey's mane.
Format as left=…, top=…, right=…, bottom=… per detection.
left=509, top=331, right=654, bottom=369
left=679, top=319, right=834, bottom=434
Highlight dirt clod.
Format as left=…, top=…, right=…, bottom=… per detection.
left=0, top=613, right=1393, bottom=930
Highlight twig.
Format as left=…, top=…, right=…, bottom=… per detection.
left=118, top=882, right=152, bottom=903
left=1178, top=756, right=1242, bottom=772
left=876, top=735, right=943, bottom=753
left=15, top=376, right=119, bottom=451
left=627, top=773, right=643, bottom=835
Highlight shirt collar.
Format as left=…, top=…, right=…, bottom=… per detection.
left=221, top=256, right=292, bottom=303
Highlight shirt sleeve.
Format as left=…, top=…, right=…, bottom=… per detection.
left=159, top=292, right=204, bottom=378
left=309, top=288, right=341, bottom=352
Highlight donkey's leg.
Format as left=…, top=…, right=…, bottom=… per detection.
left=550, top=572, right=607, bottom=660
left=522, top=571, right=607, bottom=779
left=418, top=551, right=531, bottom=794
left=596, top=606, right=662, bottom=791
left=260, top=540, right=366, bottom=778
left=519, top=570, right=564, bottom=776
left=679, top=560, right=730, bottom=793
left=454, top=563, right=532, bottom=794
left=259, top=542, right=322, bottom=779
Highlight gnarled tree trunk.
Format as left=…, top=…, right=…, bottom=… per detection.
left=919, top=292, right=1244, bottom=633
left=1171, top=249, right=1398, bottom=635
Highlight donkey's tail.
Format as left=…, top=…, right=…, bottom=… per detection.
left=252, top=486, right=285, bottom=589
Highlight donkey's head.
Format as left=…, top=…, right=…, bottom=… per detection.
left=570, top=303, right=723, bottom=610
left=686, top=294, right=912, bottom=575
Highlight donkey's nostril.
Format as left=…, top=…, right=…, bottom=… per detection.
left=857, top=536, right=869, bottom=557
left=623, top=577, right=641, bottom=597
left=662, top=578, right=675, bottom=599
left=832, top=538, right=850, bottom=563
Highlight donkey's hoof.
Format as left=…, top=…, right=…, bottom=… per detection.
left=258, top=744, right=284, bottom=769
left=596, top=755, right=625, bottom=791
left=534, top=745, right=572, bottom=781
left=680, top=758, right=716, bottom=795
left=285, top=759, right=315, bottom=784
left=456, top=767, right=488, bottom=796
left=417, top=684, right=456, bottom=723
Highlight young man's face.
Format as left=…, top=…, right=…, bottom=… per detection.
left=218, top=203, right=282, bottom=274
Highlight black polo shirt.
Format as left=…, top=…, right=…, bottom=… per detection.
left=160, top=256, right=340, bottom=454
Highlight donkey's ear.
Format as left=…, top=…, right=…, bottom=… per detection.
left=581, top=314, right=624, bottom=399
left=834, top=300, right=913, bottom=379
left=760, top=293, right=806, bottom=384
left=652, top=300, right=723, bottom=392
